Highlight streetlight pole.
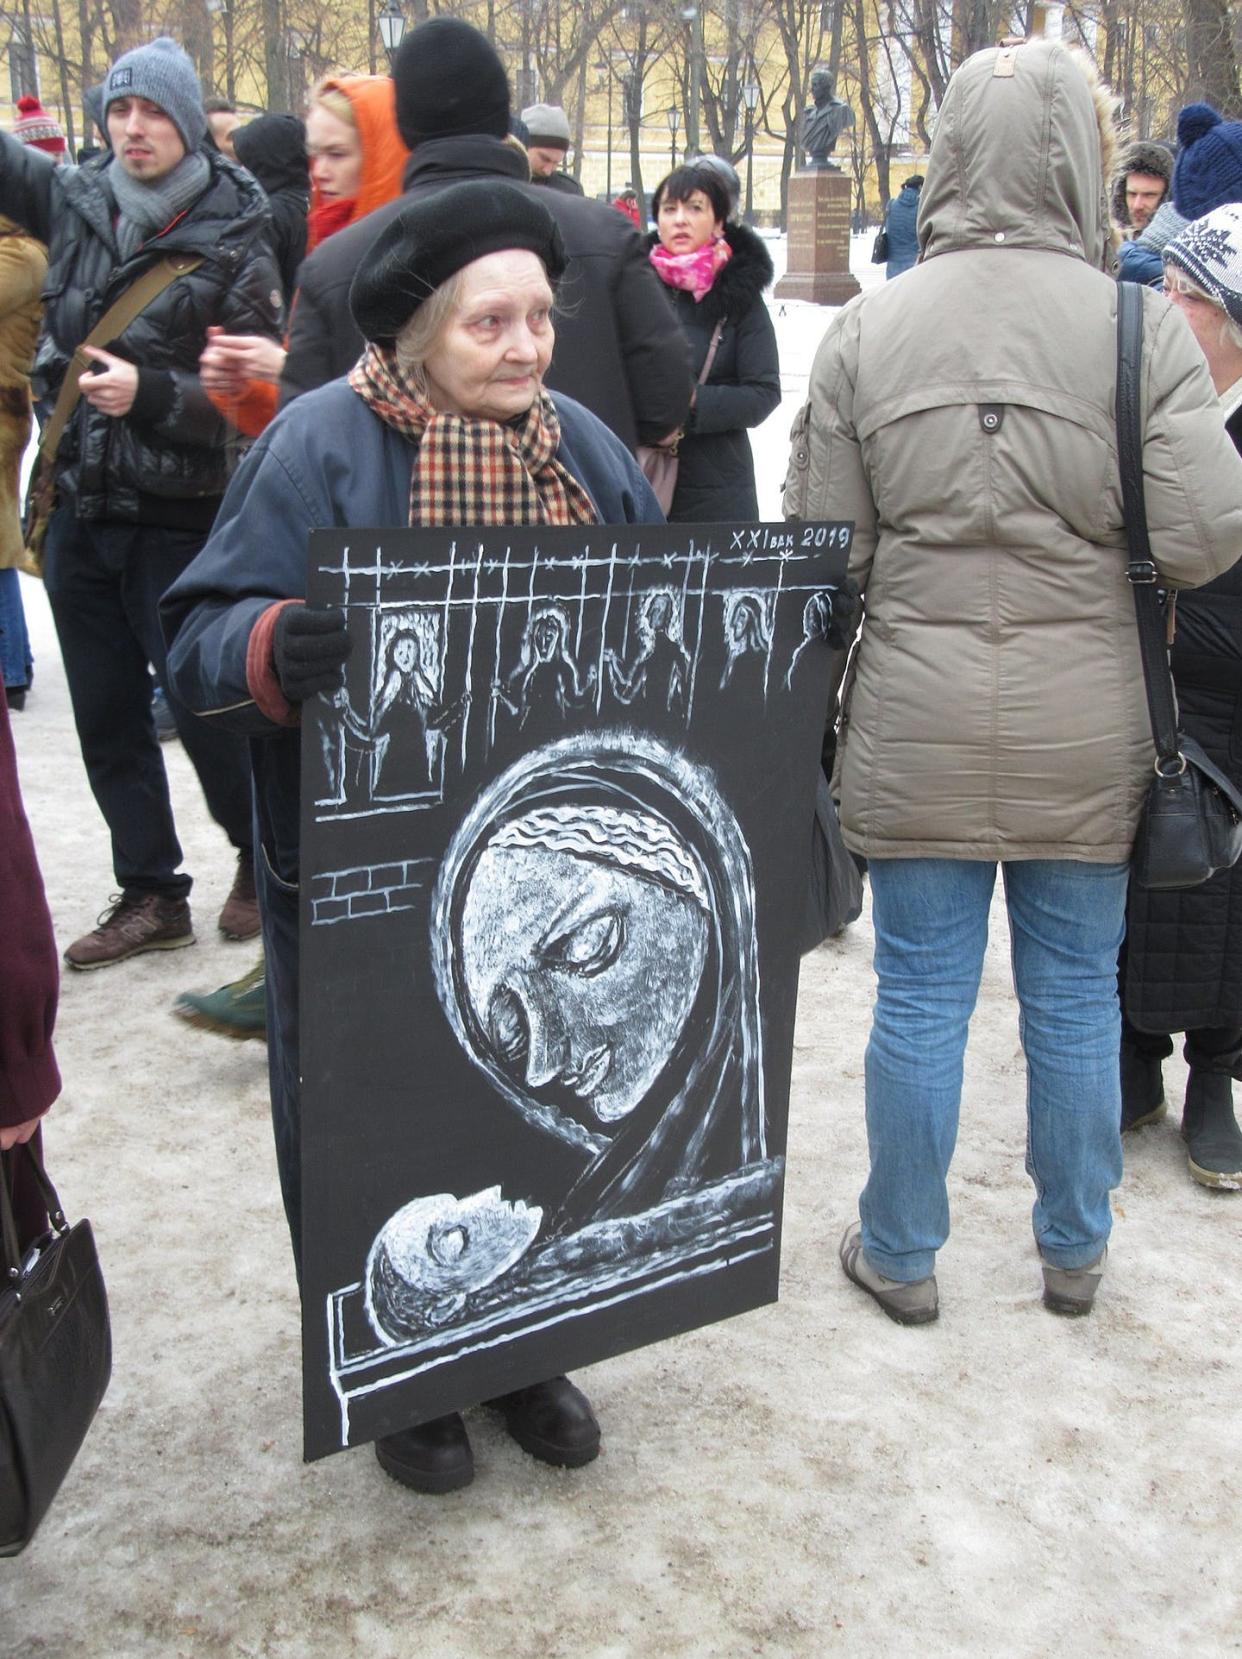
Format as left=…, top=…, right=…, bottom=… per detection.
left=377, top=0, right=407, bottom=66
left=742, top=80, right=759, bottom=225
left=667, top=105, right=680, bottom=172
left=595, top=60, right=613, bottom=200
left=680, top=3, right=704, bottom=157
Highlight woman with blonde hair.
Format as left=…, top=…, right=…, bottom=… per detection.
left=199, top=75, right=408, bottom=438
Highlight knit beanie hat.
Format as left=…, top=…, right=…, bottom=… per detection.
left=350, top=180, right=566, bottom=345
left=1172, top=103, right=1242, bottom=221
left=1164, top=204, right=1242, bottom=327
left=392, top=18, right=510, bottom=151
left=104, top=36, right=207, bottom=153
left=13, top=94, right=67, bottom=157
left=521, top=104, right=571, bottom=151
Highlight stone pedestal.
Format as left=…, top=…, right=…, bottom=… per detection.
left=774, top=170, right=860, bottom=306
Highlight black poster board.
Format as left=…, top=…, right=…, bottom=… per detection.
left=300, top=520, right=850, bottom=1460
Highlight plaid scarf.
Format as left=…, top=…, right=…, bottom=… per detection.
left=348, top=344, right=598, bottom=529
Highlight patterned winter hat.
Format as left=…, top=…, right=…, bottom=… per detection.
left=1163, top=204, right=1242, bottom=327
left=1172, top=103, right=1242, bottom=221
left=13, top=94, right=66, bottom=157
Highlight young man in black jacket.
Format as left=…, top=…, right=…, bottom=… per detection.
left=279, top=17, right=691, bottom=455
left=0, top=37, right=283, bottom=967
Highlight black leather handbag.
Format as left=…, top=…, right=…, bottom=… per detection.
left=1116, top=281, right=1242, bottom=890
left=0, top=1142, right=111, bottom=1555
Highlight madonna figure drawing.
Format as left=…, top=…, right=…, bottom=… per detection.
left=297, top=517, right=850, bottom=1453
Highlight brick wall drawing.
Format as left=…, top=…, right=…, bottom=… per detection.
left=309, top=859, right=436, bottom=927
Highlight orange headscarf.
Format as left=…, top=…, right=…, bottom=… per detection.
left=212, top=73, right=410, bottom=437
left=306, top=74, right=410, bottom=249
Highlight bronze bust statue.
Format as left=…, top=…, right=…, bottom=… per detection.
left=799, top=70, right=854, bottom=170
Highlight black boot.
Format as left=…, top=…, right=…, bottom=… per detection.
left=487, top=1375, right=601, bottom=1468
left=1182, top=1070, right=1242, bottom=1189
left=374, top=1412, right=474, bottom=1493
left=1121, top=1041, right=1166, bottom=1132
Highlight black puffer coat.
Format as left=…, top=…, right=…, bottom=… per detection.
left=647, top=220, right=781, bottom=521
left=233, top=114, right=309, bottom=306
left=0, top=134, right=283, bottom=526
left=280, top=135, right=691, bottom=452
left=1125, top=404, right=1242, bottom=1033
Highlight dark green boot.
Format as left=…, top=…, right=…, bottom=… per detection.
left=1182, top=1070, right=1242, bottom=1190
left=173, top=955, right=267, bottom=1042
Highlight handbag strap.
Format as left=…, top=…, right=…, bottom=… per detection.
left=698, top=320, right=725, bottom=386
left=1115, top=281, right=1182, bottom=768
left=38, top=253, right=204, bottom=468
left=0, top=1139, right=66, bottom=1278
left=0, top=1152, right=21, bottom=1282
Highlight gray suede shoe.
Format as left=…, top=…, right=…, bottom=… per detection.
left=839, top=1221, right=939, bottom=1325
left=1041, top=1247, right=1107, bottom=1316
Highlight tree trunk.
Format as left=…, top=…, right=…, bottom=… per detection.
left=1185, top=0, right=1242, bottom=117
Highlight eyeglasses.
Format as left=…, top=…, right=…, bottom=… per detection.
left=1162, top=270, right=1222, bottom=308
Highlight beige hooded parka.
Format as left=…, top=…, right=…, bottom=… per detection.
left=785, top=40, right=1242, bottom=862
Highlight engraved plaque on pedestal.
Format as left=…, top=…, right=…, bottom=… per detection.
left=775, top=171, right=861, bottom=306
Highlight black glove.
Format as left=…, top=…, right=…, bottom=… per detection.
left=809, top=580, right=862, bottom=651
left=272, top=604, right=353, bottom=702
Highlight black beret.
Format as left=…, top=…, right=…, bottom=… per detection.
left=349, top=181, right=567, bottom=345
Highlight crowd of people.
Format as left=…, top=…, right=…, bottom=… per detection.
left=4, top=24, right=1242, bottom=1516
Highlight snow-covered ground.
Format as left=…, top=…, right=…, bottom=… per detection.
left=5, top=235, right=1242, bottom=1658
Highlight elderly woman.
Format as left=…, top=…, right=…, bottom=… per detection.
left=163, top=183, right=661, bottom=1495
left=646, top=162, right=780, bottom=521
left=1120, top=204, right=1242, bottom=1190
left=787, top=40, right=1242, bottom=1325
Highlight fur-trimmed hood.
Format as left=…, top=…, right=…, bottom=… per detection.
left=1110, top=139, right=1173, bottom=227
left=646, top=220, right=774, bottom=325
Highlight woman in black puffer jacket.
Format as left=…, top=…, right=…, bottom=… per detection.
left=647, top=164, right=780, bottom=521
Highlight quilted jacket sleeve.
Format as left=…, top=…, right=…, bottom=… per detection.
left=0, top=133, right=56, bottom=247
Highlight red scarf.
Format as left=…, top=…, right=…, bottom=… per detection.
left=306, top=195, right=355, bottom=253
left=348, top=345, right=598, bottom=529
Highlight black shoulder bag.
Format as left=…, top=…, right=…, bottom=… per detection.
left=1116, top=280, right=1242, bottom=889
left=0, top=1140, right=111, bottom=1554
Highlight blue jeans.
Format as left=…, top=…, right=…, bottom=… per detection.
left=860, top=858, right=1128, bottom=1281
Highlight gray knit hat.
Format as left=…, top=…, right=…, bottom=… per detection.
left=521, top=103, right=571, bottom=151
left=1163, top=205, right=1242, bottom=328
left=104, top=36, right=206, bottom=153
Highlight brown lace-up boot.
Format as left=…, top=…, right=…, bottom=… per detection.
left=64, top=892, right=194, bottom=970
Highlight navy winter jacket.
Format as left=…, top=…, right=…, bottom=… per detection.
left=882, top=180, right=922, bottom=278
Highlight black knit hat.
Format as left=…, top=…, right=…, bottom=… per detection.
left=350, top=181, right=567, bottom=344
left=391, top=17, right=511, bottom=150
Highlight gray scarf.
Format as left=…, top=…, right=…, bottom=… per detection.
left=109, top=151, right=211, bottom=262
